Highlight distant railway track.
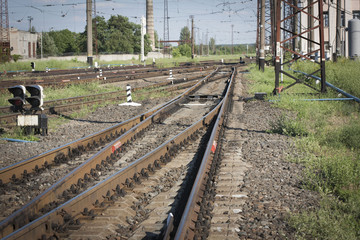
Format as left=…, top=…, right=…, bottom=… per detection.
left=0, top=59, right=243, bottom=91
left=0, top=65, right=213, bottom=91
left=0, top=71, right=223, bottom=125
left=0, top=65, right=236, bottom=239
left=0, top=59, right=239, bottom=78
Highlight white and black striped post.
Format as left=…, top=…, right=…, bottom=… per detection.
left=119, top=84, right=141, bottom=106
left=126, top=84, right=132, bottom=102
left=168, top=69, right=174, bottom=84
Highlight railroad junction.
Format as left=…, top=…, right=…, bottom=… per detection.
left=0, top=62, right=322, bottom=239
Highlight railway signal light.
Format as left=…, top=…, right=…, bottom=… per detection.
left=8, top=85, right=26, bottom=112
left=30, top=62, right=35, bottom=71
left=25, top=85, right=44, bottom=111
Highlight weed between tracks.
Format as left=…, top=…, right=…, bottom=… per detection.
left=248, top=60, right=360, bottom=239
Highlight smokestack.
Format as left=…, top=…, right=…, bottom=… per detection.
left=146, top=0, right=155, bottom=51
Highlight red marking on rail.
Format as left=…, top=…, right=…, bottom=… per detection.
left=62, top=79, right=70, bottom=82
left=211, top=140, right=217, bottom=153
left=112, top=141, right=122, bottom=153
left=35, top=80, right=44, bottom=83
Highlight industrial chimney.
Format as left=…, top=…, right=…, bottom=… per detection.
left=146, top=0, right=155, bottom=51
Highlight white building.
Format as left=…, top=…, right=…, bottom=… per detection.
left=300, top=0, right=360, bottom=60
left=10, top=28, right=40, bottom=60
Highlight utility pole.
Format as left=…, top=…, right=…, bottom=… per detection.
left=293, top=0, right=298, bottom=53
left=201, top=32, right=204, bottom=56
left=256, top=0, right=260, bottom=65
left=30, top=6, right=44, bottom=59
left=141, top=16, right=145, bottom=62
left=93, top=0, right=98, bottom=57
left=231, top=24, right=234, bottom=55
left=86, top=0, right=93, bottom=66
left=259, top=0, right=265, bottom=71
left=335, top=0, right=341, bottom=61
left=206, top=29, right=209, bottom=56
left=309, top=0, right=314, bottom=58
left=163, top=0, right=169, bottom=57
left=190, top=15, right=194, bottom=59
left=28, top=16, right=33, bottom=32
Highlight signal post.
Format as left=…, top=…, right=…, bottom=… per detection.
left=8, top=85, right=48, bottom=136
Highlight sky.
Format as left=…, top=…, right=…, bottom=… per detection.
left=8, top=0, right=257, bottom=45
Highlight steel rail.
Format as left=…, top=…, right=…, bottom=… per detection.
left=0, top=74, right=211, bottom=125
left=0, top=72, right=209, bottom=115
left=1, top=67, right=230, bottom=240
left=0, top=69, right=218, bottom=183
left=0, top=65, right=214, bottom=91
left=0, top=68, right=221, bottom=239
left=0, top=59, right=235, bottom=78
left=174, top=67, right=236, bottom=239
left=0, top=63, right=151, bottom=78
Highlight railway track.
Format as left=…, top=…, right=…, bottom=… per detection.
left=0, top=63, right=219, bottom=91
left=0, top=71, right=213, bottom=125
left=0, top=59, right=239, bottom=79
left=0, top=66, right=237, bottom=239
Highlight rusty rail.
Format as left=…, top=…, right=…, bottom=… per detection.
left=1, top=67, right=231, bottom=240
left=0, top=68, right=221, bottom=239
left=0, top=65, right=215, bottom=91
left=0, top=73, right=210, bottom=124
left=174, top=67, right=236, bottom=239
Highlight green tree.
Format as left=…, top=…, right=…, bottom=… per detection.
left=93, top=16, right=108, bottom=53
left=154, top=31, right=159, bottom=48
left=172, top=48, right=181, bottom=58
left=179, top=26, right=191, bottom=45
left=45, top=14, right=152, bottom=56
left=30, top=26, right=36, bottom=33
left=49, top=29, right=79, bottom=54
left=178, top=44, right=191, bottom=57
left=42, top=32, right=59, bottom=56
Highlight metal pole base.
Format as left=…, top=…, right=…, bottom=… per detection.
left=259, top=58, right=265, bottom=72
left=87, top=56, right=93, bottom=66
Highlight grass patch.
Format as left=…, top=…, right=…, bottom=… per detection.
left=1, top=127, right=40, bottom=142
left=0, top=55, right=243, bottom=73
left=132, top=87, right=173, bottom=102
left=269, top=114, right=308, bottom=137
left=292, top=58, right=360, bottom=97
left=247, top=59, right=360, bottom=239
left=289, top=196, right=360, bottom=240
left=0, top=59, right=86, bottom=73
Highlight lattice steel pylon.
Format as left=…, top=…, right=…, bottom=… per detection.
left=274, top=0, right=326, bottom=94
left=264, top=0, right=274, bottom=58
left=163, top=0, right=169, bottom=57
left=256, top=0, right=260, bottom=65
left=0, top=0, right=10, bottom=62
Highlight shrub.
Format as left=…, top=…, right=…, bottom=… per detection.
left=171, top=48, right=181, bottom=58
left=269, top=114, right=308, bottom=137
left=12, top=54, right=22, bottom=62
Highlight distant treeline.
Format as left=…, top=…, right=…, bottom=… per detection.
left=37, top=15, right=155, bottom=57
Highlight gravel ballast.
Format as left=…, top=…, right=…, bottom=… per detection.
left=0, top=98, right=170, bottom=168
